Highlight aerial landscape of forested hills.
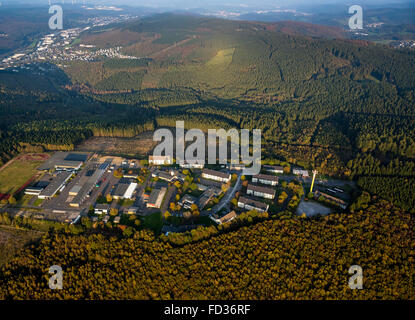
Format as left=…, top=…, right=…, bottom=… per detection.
left=0, top=11, right=414, bottom=299
left=1, top=13, right=414, bottom=210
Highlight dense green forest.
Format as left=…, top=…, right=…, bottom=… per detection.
left=0, top=199, right=413, bottom=299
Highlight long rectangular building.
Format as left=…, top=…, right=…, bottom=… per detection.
left=38, top=171, right=73, bottom=199
left=263, top=165, right=284, bottom=174
left=247, top=184, right=276, bottom=199
left=238, top=196, right=269, bottom=213
left=202, top=169, right=231, bottom=183
left=252, top=174, right=279, bottom=186
left=70, top=161, right=110, bottom=207
left=147, top=188, right=167, bottom=208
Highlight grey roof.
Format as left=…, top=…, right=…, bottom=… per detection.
left=95, top=204, right=110, bottom=210
left=253, top=174, right=279, bottom=182
left=238, top=196, right=269, bottom=211
left=39, top=171, right=72, bottom=197
left=37, top=152, right=90, bottom=171
left=247, top=184, right=276, bottom=196
left=202, top=169, right=230, bottom=179
left=55, top=160, right=82, bottom=168
left=148, top=189, right=163, bottom=205
left=69, top=184, right=82, bottom=194
left=113, top=183, right=130, bottom=197
left=263, top=165, right=284, bottom=171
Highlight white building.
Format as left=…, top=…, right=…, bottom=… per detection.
left=179, top=160, right=204, bottom=169
left=123, top=182, right=138, bottom=199
left=252, top=174, right=279, bottom=186
left=237, top=196, right=269, bottom=213
left=201, top=169, right=231, bottom=183
left=247, top=184, right=276, bottom=199
left=263, top=165, right=284, bottom=174
left=293, top=168, right=309, bottom=178
left=149, top=155, right=172, bottom=165
left=95, top=204, right=110, bottom=215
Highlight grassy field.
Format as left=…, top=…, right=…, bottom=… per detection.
left=206, top=48, right=235, bottom=67
left=142, top=212, right=163, bottom=235
left=0, top=158, right=43, bottom=195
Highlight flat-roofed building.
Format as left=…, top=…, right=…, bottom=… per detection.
left=293, top=168, right=309, bottom=178
left=55, top=160, right=82, bottom=171
left=202, top=169, right=231, bottom=183
left=252, top=174, right=279, bottom=186
left=70, top=161, right=110, bottom=207
left=238, top=196, right=269, bottom=212
left=123, top=182, right=137, bottom=199
left=247, top=184, right=276, bottom=199
left=263, top=165, right=284, bottom=174
left=112, top=183, right=130, bottom=200
left=37, top=152, right=89, bottom=172
left=24, top=187, right=44, bottom=196
left=178, top=194, right=197, bottom=209
left=152, top=170, right=174, bottom=182
left=95, top=204, right=110, bottom=215
left=149, top=155, right=172, bottom=165
left=38, top=171, right=72, bottom=199
left=147, top=188, right=167, bottom=208
left=69, top=184, right=82, bottom=196
left=179, top=160, right=204, bottom=169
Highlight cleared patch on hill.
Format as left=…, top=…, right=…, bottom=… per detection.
left=75, top=133, right=157, bottom=157
left=206, top=48, right=235, bottom=67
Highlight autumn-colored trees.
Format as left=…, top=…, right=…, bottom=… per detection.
left=0, top=199, right=413, bottom=300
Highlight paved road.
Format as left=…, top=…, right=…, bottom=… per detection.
left=212, top=174, right=241, bottom=214
left=161, top=185, right=177, bottom=214
left=278, top=175, right=355, bottom=188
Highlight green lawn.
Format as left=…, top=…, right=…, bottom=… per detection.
left=142, top=212, right=163, bottom=235
left=33, top=198, right=44, bottom=207
left=0, top=159, right=43, bottom=194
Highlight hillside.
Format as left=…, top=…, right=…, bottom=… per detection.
left=0, top=14, right=414, bottom=211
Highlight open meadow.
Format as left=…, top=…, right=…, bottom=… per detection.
left=0, top=154, right=47, bottom=196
